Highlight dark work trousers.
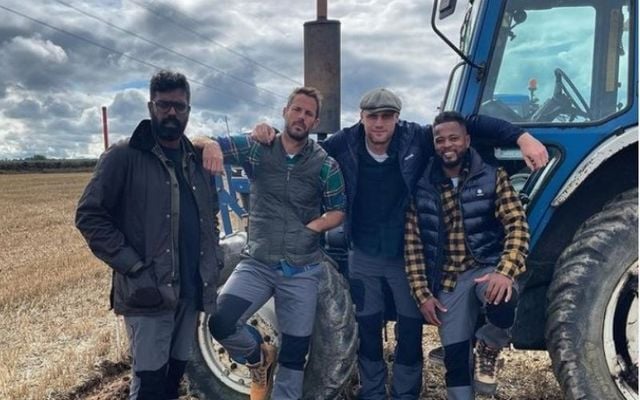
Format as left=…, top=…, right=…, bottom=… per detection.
left=437, top=266, right=518, bottom=400
left=124, top=298, right=199, bottom=400
left=348, top=249, right=424, bottom=400
left=209, top=257, right=322, bottom=400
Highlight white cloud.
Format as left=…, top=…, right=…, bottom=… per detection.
left=4, top=35, right=68, bottom=64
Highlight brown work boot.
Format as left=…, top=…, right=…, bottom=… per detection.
left=473, top=340, right=504, bottom=395
left=247, top=343, right=277, bottom=400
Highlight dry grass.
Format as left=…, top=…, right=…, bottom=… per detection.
left=0, top=173, right=561, bottom=400
left=0, top=173, right=127, bottom=400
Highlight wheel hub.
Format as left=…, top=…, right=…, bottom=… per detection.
left=196, top=300, right=279, bottom=395
left=604, top=261, right=638, bottom=398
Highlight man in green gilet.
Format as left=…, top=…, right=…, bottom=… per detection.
left=204, top=87, right=346, bottom=400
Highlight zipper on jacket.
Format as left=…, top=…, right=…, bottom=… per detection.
left=458, top=172, right=482, bottom=264
left=153, top=145, right=179, bottom=283
left=281, top=163, right=291, bottom=261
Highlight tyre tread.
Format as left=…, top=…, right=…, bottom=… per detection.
left=545, top=189, right=638, bottom=400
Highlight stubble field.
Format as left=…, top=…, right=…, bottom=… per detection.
left=0, top=173, right=128, bottom=400
left=0, top=172, right=562, bottom=399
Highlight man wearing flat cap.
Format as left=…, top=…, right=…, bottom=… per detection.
left=201, top=87, right=548, bottom=399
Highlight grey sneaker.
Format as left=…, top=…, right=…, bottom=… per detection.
left=473, top=340, right=503, bottom=395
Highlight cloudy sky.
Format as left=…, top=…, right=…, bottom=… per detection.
left=0, top=0, right=467, bottom=159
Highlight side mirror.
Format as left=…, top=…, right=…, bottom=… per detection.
left=439, top=0, right=458, bottom=19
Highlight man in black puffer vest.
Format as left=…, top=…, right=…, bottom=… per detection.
left=405, top=111, right=530, bottom=400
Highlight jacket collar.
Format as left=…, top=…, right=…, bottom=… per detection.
left=129, top=119, right=157, bottom=151
left=466, top=147, right=487, bottom=178
left=129, top=119, right=201, bottom=162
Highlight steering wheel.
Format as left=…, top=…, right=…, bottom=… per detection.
left=532, top=68, right=592, bottom=122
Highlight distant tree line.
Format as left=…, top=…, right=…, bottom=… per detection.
left=0, top=156, right=97, bottom=173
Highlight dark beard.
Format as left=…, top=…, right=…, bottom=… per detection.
left=151, top=115, right=185, bottom=141
left=441, top=157, right=463, bottom=168
left=438, top=148, right=469, bottom=169
left=284, top=122, right=309, bottom=142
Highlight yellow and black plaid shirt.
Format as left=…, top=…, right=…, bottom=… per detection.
left=404, top=166, right=529, bottom=305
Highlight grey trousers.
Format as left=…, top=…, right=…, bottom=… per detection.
left=348, top=250, right=424, bottom=400
left=212, top=257, right=322, bottom=400
left=437, top=266, right=517, bottom=400
left=124, top=298, right=199, bottom=400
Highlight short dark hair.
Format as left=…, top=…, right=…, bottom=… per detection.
left=149, top=70, right=190, bottom=102
left=286, top=87, right=323, bottom=118
left=433, top=111, right=467, bottom=131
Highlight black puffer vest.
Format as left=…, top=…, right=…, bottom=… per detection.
left=246, top=135, right=327, bottom=266
left=414, top=148, right=504, bottom=294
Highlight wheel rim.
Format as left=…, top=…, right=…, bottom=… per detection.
left=196, top=300, right=279, bottom=395
left=603, top=260, right=638, bottom=399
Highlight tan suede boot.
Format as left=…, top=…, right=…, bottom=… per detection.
left=247, top=343, right=277, bottom=400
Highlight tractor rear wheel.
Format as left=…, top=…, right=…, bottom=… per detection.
left=546, top=189, right=638, bottom=400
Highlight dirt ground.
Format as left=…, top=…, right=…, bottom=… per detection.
left=59, top=326, right=562, bottom=400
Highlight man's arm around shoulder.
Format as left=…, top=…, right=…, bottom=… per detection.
left=466, top=114, right=548, bottom=170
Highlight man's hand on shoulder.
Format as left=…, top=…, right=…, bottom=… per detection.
left=517, top=132, right=549, bottom=171
left=252, top=123, right=277, bottom=145
left=192, top=135, right=223, bottom=175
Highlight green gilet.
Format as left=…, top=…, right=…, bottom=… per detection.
left=245, top=135, right=327, bottom=266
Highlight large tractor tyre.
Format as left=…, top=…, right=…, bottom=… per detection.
left=187, top=233, right=358, bottom=399
left=545, top=188, right=638, bottom=400
left=302, top=258, right=358, bottom=399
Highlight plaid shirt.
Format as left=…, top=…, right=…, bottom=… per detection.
left=404, top=166, right=529, bottom=304
left=217, top=134, right=346, bottom=212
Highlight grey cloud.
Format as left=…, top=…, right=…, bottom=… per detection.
left=4, top=98, right=44, bottom=119
left=0, top=0, right=466, bottom=158
left=0, top=35, right=70, bottom=91
left=43, top=97, right=75, bottom=118
left=108, top=89, right=148, bottom=121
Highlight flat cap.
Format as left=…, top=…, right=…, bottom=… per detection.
left=359, top=88, right=402, bottom=113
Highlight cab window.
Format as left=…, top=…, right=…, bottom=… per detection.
left=479, top=0, right=630, bottom=124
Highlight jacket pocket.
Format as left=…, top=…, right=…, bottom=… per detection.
left=123, top=265, right=163, bottom=308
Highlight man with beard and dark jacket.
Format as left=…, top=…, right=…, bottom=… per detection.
left=230, top=88, right=545, bottom=400
left=405, top=111, right=529, bottom=399
left=75, top=70, right=222, bottom=400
